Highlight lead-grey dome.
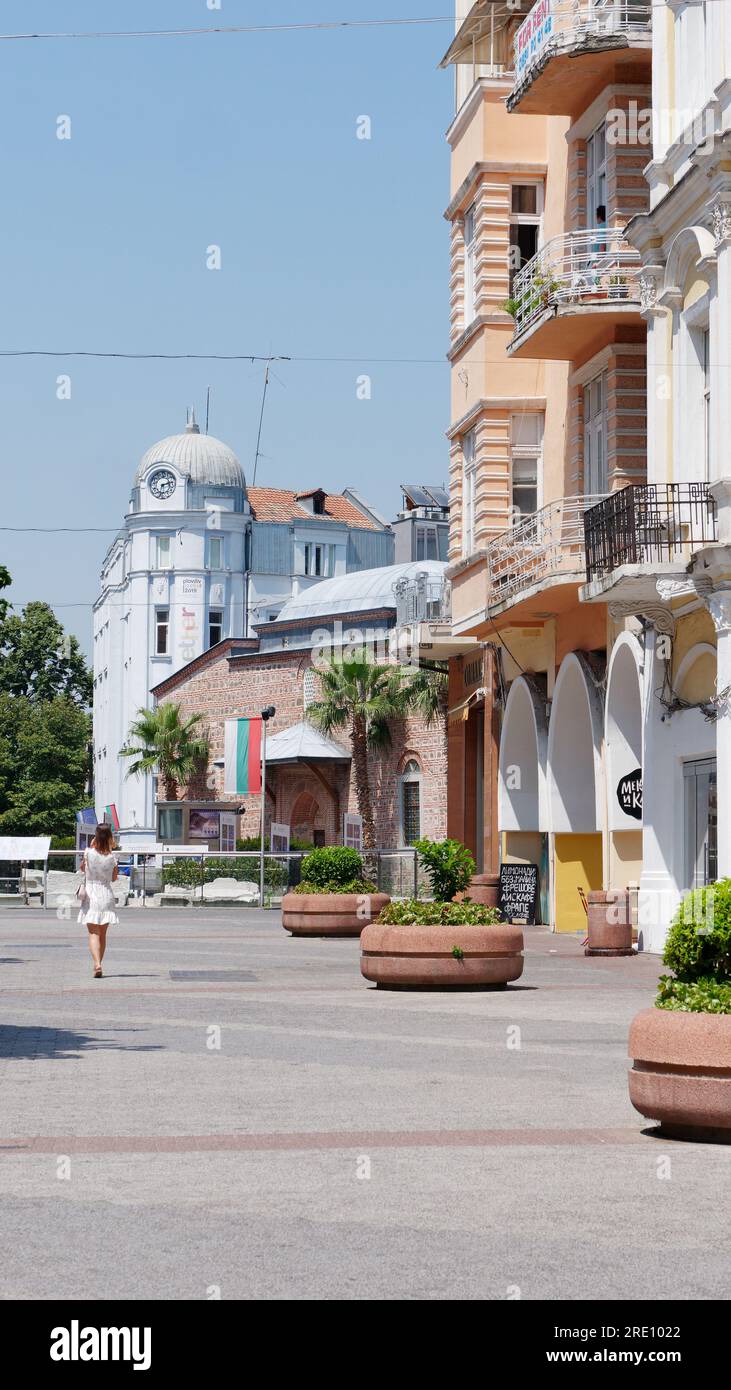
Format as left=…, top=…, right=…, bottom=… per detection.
left=136, top=415, right=245, bottom=490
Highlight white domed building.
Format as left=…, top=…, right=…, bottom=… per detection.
left=93, top=416, right=393, bottom=841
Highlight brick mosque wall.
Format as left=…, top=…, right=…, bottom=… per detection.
left=158, top=646, right=448, bottom=848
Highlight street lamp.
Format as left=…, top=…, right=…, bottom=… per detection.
left=259, top=706, right=276, bottom=908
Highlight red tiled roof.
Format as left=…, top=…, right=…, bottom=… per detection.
left=247, top=486, right=379, bottom=530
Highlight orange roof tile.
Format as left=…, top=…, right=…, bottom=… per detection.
left=247, top=486, right=379, bottom=530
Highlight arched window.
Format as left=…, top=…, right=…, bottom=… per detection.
left=400, top=759, right=422, bottom=846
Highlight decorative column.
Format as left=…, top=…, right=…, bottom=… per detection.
left=707, top=590, right=731, bottom=880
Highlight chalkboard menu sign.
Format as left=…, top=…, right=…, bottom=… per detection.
left=499, top=863, right=539, bottom=925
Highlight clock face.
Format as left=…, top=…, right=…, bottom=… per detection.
left=149, top=469, right=176, bottom=500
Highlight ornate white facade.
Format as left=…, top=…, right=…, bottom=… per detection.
left=92, top=418, right=393, bottom=841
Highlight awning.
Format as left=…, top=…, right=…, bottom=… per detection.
left=439, top=0, right=514, bottom=68
left=0, top=836, right=52, bottom=861
left=264, top=722, right=351, bottom=766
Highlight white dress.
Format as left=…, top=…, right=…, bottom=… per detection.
left=78, top=847, right=119, bottom=926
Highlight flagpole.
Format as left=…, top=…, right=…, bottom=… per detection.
left=259, top=706, right=275, bottom=908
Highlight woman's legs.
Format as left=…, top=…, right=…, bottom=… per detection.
left=86, top=923, right=109, bottom=972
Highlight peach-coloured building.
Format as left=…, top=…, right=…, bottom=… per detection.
left=438, top=1, right=654, bottom=932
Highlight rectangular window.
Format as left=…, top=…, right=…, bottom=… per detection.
left=155, top=535, right=172, bottom=570
left=583, top=371, right=608, bottom=495
left=208, top=535, right=224, bottom=569
left=511, top=414, right=544, bottom=521
left=462, top=430, right=476, bottom=556
left=402, top=781, right=421, bottom=847
left=702, top=327, right=710, bottom=480
left=415, top=525, right=438, bottom=561
left=464, top=202, right=477, bottom=323
left=586, top=124, right=607, bottom=229
left=158, top=806, right=183, bottom=842
left=509, top=183, right=542, bottom=291
left=304, top=543, right=334, bottom=577
left=208, top=608, right=224, bottom=648
left=155, top=608, right=169, bottom=656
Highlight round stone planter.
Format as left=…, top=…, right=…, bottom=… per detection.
left=360, top=921, right=524, bottom=990
left=585, top=889, right=633, bottom=957
left=282, top=892, right=390, bottom=938
left=628, top=1007, right=731, bottom=1142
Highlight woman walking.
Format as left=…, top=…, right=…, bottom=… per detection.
left=78, top=824, right=119, bottom=978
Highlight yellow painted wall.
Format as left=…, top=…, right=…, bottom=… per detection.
left=553, top=833, right=603, bottom=933
left=672, top=609, right=716, bottom=682
left=609, top=830, right=642, bottom=891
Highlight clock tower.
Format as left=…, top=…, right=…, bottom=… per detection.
left=92, top=413, right=250, bottom=842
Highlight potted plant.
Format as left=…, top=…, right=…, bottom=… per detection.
left=360, top=838, right=524, bottom=989
left=628, top=879, right=731, bottom=1140
left=282, top=846, right=390, bottom=937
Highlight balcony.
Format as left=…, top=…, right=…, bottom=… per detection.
left=507, top=228, right=642, bottom=360
left=508, top=0, right=651, bottom=118
left=393, top=573, right=477, bottom=662
left=583, top=485, right=718, bottom=593
left=486, top=494, right=606, bottom=617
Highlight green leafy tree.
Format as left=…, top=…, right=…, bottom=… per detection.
left=0, top=694, right=90, bottom=838
left=0, top=600, right=92, bottom=706
left=414, top=837, right=476, bottom=903
left=307, top=652, right=407, bottom=849
left=121, top=703, right=209, bottom=801
left=0, top=564, right=10, bottom=626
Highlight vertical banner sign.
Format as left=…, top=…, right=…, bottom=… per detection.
left=224, top=718, right=262, bottom=795
left=515, top=0, right=553, bottom=81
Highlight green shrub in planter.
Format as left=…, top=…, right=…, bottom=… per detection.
left=413, top=837, right=475, bottom=904
left=297, top=846, right=368, bottom=893
left=377, top=899, right=501, bottom=927
left=656, top=878, right=731, bottom=1012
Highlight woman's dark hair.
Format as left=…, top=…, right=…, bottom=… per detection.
left=93, top=823, right=114, bottom=853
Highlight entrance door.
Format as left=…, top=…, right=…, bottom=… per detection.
left=684, top=758, right=717, bottom=888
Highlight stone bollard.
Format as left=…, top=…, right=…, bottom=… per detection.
left=464, top=873, right=501, bottom=909
left=585, top=889, right=634, bottom=957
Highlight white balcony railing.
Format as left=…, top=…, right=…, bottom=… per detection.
left=512, top=0, right=651, bottom=95
left=487, top=495, right=607, bottom=606
left=508, top=227, right=642, bottom=339
left=393, top=574, right=451, bottom=627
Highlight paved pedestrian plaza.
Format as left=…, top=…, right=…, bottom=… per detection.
left=0, top=908, right=728, bottom=1300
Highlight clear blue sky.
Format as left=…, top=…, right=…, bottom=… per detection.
left=0, top=1, right=455, bottom=654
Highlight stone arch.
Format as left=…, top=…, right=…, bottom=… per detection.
left=498, top=676, right=548, bottom=832
left=605, top=633, right=644, bottom=830
left=290, top=791, right=321, bottom=843
left=663, top=225, right=716, bottom=301
left=547, top=652, right=604, bottom=833
left=675, top=642, right=717, bottom=705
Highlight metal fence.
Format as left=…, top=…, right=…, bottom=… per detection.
left=0, top=848, right=427, bottom=912
left=487, top=494, right=606, bottom=605
left=510, top=227, right=642, bottom=339
left=584, top=482, right=718, bottom=582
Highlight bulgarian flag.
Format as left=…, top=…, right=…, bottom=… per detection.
left=224, top=717, right=262, bottom=795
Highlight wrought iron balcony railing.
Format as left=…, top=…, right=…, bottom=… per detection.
left=584, top=484, right=718, bottom=583
left=512, top=0, right=651, bottom=98
left=487, top=495, right=606, bottom=606
left=509, top=227, right=641, bottom=339
left=393, top=574, right=451, bottom=626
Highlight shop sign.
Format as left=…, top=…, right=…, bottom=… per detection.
left=616, top=767, right=642, bottom=821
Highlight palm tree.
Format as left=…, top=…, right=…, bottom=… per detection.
left=121, top=703, right=209, bottom=801
left=307, top=652, right=407, bottom=848
left=403, top=666, right=448, bottom=728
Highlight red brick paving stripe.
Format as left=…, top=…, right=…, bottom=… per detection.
left=0, top=1127, right=646, bottom=1154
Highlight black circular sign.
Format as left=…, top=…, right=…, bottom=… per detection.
left=617, top=767, right=642, bottom=820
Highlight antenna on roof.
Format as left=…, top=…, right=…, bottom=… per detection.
left=252, top=362, right=271, bottom=488
left=205, top=386, right=211, bottom=435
